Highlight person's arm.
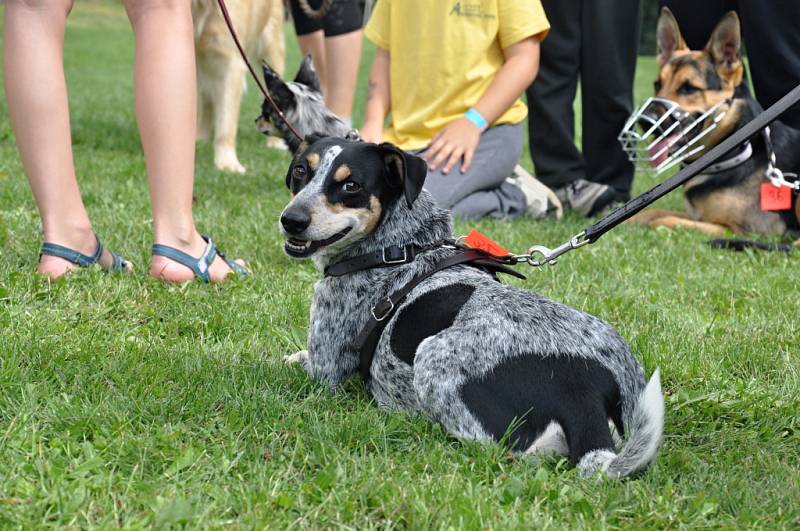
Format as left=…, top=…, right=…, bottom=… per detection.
left=425, top=36, right=541, bottom=174
left=361, top=47, right=391, bottom=144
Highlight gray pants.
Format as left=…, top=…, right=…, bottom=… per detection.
left=417, top=123, right=526, bottom=220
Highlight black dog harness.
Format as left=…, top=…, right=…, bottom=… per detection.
left=324, top=243, right=524, bottom=380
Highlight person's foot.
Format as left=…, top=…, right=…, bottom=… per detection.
left=38, top=230, right=133, bottom=279
left=554, top=179, right=620, bottom=217
left=150, top=232, right=247, bottom=283
left=506, top=165, right=563, bottom=219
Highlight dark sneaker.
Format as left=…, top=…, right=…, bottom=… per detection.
left=554, top=179, right=619, bottom=217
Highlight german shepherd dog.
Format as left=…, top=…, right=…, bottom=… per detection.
left=627, top=9, right=800, bottom=245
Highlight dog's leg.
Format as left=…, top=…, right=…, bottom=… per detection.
left=284, top=350, right=310, bottom=368
left=524, top=421, right=569, bottom=457
left=258, top=3, right=287, bottom=152
left=196, top=87, right=212, bottom=142
left=211, top=63, right=247, bottom=174
left=629, top=209, right=732, bottom=236
left=627, top=209, right=691, bottom=225
left=260, top=1, right=286, bottom=78
left=648, top=216, right=731, bottom=236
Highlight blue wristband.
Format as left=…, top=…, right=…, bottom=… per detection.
left=464, top=108, right=488, bottom=131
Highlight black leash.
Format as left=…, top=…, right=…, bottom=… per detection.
left=215, top=0, right=304, bottom=142
left=707, top=239, right=794, bottom=253
left=523, top=84, right=800, bottom=266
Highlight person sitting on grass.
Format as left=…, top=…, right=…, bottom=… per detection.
left=360, top=0, right=556, bottom=220
left=3, top=0, right=246, bottom=282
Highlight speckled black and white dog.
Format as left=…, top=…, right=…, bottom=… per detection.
left=256, top=55, right=356, bottom=153
left=281, top=136, right=665, bottom=479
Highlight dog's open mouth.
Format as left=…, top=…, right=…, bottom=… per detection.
left=284, top=227, right=352, bottom=258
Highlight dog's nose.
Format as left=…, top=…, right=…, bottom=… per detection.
left=281, top=209, right=311, bottom=234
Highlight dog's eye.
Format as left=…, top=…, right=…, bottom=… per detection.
left=342, top=181, right=362, bottom=193
left=654, top=80, right=662, bottom=93
left=292, top=165, right=307, bottom=179
left=678, top=82, right=700, bottom=95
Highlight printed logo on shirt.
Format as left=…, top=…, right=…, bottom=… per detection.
left=449, top=2, right=496, bottom=19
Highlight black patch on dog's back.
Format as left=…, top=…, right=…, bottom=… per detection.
left=460, top=353, right=623, bottom=463
left=390, top=284, right=475, bottom=366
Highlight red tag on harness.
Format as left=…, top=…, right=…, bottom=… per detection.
left=760, top=183, right=792, bottom=211
left=463, top=229, right=510, bottom=257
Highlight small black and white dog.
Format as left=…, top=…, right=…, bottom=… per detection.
left=280, top=135, right=664, bottom=478
left=256, top=55, right=356, bottom=153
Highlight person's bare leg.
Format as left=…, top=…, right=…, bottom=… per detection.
left=297, top=31, right=328, bottom=96
left=3, top=0, right=131, bottom=277
left=323, top=30, right=362, bottom=120
left=122, top=0, right=244, bottom=282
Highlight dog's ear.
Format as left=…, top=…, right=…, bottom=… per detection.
left=294, top=55, right=322, bottom=93
left=379, top=143, right=427, bottom=208
left=304, top=132, right=326, bottom=146
left=262, top=62, right=294, bottom=106
left=656, top=7, right=687, bottom=66
left=705, top=11, right=742, bottom=85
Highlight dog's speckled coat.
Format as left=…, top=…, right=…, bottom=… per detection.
left=283, top=138, right=664, bottom=478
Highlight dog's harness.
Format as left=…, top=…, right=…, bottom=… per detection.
left=324, top=242, right=524, bottom=380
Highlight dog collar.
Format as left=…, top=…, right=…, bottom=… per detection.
left=696, top=141, right=753, bottom=174
left=324, top=241, right=450, bottom=277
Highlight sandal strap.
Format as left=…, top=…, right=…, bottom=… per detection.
left=215, top=247, right=249, bottom=277
left=151, top=235, right=218, bottom=283
left=109, top=251, right=129, bottom=272
left=40, top=236, right=103, bottom=267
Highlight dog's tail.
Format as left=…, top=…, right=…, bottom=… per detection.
left=577, top=369, right=664, bottom=479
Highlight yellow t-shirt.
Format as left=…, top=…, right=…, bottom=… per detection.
left=365, top=0, right=550, bottom=150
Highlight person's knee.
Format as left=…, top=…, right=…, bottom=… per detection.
left=122, top=0, right=189, bottom=26
left=8, top=0, right=73, bottom=15
left=422, top=172, right=460, bottom=209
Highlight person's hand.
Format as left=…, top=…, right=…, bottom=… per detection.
left=423, top=117, right=482, bottom=174
left=360, top=121, right=384, bottom=144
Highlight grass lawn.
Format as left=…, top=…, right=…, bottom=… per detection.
left=1, top=3, right=798, bottom=528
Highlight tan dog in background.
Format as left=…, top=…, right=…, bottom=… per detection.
left=192, top=0, right=285, bottom=174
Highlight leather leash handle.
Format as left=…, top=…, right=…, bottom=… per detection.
left=215, top=0, right=304, bottom=142
left=583, top=83, right=800, bottom=243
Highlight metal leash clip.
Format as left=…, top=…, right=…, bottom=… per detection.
left=512, top=231, right=590, bottom=268
left=764, top=126, right=800, bottom=190
left=766, top=166, right=800, bottom=190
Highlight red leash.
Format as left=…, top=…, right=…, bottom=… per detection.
left=215, top=0, right=304, bottom=142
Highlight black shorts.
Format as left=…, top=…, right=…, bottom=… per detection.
left=290, top=0, right=363, bottom=37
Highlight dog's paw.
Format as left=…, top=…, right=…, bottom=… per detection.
left=266, top=136, right=288, bottom=151
left=284, top=350, right=309, bottom=366
left=214, top=149, right=246, bottom=174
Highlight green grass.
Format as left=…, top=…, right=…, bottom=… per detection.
left=0, top=3, right=798, bottom=528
